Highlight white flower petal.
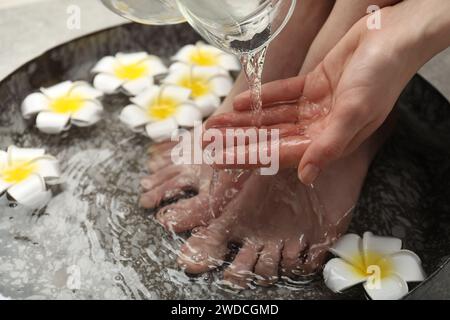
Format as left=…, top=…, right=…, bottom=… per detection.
left=21, top=92, right=50, bottom=119
left=363, top=273, right=409, bottom=300
left=116, top=52, right=148, bottom=65
left=122, top=77, right=154, bottom=96
left=32, top=156, right=61, bottom=184
left=143, top=57, right=168, bottom=76
left=218, top=54, right=241, bottom=71
left=7, top=146, right=45, bottom=163
left=41, top=81, right=73, bottom=99
left=36, top=112, right=71, bottom=134
left=329, top=234, right=364, bottom=268
left=162, top=70, right=184, bottom=85
left=120, top=104, right=150, bottom=130
left=323, top=258, right=367, bottom=293
left=387, top=250, right=426, bottom=282
left=145, top=118, right=179, bottom=142
left=0, top=151, right=8, bottom=170
left=362, top=232, right=402, bottom=264
left=168, top=62, right=191, bottom=74
left=210, top=75, right=233, bottom=97
left=173, top=45, right=196, bottom=63
left=175, top=104, right=203, bottom=127
left=130, top=86, right=160, bottom=108
left=161, top=85, right=191, bottom=102
left=21, top=189, right=52, bottom=208
left=91, top=56, right=117, bottom=74
left=7, top=174, right=46, bottom=205
left=194, top=94, right=221, bottom=117
left=70, top=82, right=103, bottom=99
left=195, top=66, right=229, bottom=77
left=71, top=101, right=103, bottom=127
left=93, top=73, right=124, bottom=94
left=197, top=41, right=221, bottom=52
left=196, top=42, right=225, bottom=58
left=0, top=179, right=12, bottom=194
left=169, top=63, right=228, bottom=78
left=175, top=42, right=239, bottom=71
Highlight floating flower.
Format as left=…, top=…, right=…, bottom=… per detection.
left=323, top=232, right=426, bottom=300
left=163, top=63, right=233, bottom=117
left=92, top=52, right=168, bottom=95
left=0, top=146, right=61, bottom=208
left=173, top=42, right=240, bottom=72
left=21, top=81, right=104, bottom=134
left=119, top=85, right=202, bottom=142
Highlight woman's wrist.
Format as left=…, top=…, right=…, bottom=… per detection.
left=407, top=0, right=450, bottom=66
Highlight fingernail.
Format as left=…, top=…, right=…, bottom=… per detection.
left=300, top=164, right=320, bottom=185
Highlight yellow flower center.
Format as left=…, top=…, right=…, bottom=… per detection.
left=189, top=49, right=219, bottom=67
left=148, top=97, right=178, bottom=120
left=178, top=75, right=211, bottom=98
left=114, top=62, right=148, bottom=80
left=50, top=95, right=85, bottom=114
left=351, top=251, right=393, bottom=280
left=1, top=161, right=37, bottom=184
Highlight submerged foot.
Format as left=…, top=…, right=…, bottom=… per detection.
left=140, top=119, right=391, bottom=288
left=140, top=140, right=249, bottom=233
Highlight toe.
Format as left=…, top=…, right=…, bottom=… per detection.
left=147, top=152, right=173, bottom=172
left=148, top=141, right=176, bottom=155
left=156, top=195, right=212, bottom=233
left=140, top=173, right=198, bottom=208
left=254, top=241, right=282, bottom=286
left=298, top=242, right=330, bottom=275
left=280, top=237, right=307, bottom=277
left=147, top=142, right=176, bottom=171
left=177, top=223, right=229, bottom=274
left=223, top=241, right=262, bottom=289
left=140, top=165, right=183, bottom=191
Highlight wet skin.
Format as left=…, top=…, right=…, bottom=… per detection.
left=140, top=119, right=389, bottom=288
left=138, top=0, right=436, bottom=288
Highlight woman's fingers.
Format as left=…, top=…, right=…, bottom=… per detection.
left=206, top=136, right=311, bottom=170
left=206, top=103, right=300, bottom=129
left=297, top=102, right=371, bottom=185
left=233, top=76, right=306, bottom=111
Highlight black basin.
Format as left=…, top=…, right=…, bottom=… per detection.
left=0, top=23, right=449, bottom=300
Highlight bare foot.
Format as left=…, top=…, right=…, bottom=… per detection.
left=140, top=119, right=390, bottom=288
left=140, top=140, right=251, bottom=233
left=176, top=123, right=391, bottom=288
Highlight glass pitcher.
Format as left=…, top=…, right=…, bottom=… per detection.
left=100, top=0, right=185, bottom=25
left=101, top=0, right=296, bottom=54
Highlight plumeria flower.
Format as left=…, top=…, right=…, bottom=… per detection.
left=323, top=232, right=426, bottom=300
left=119, top=85, right=202, bottom=142
left=21, top=81, right=104, bottom=134
left=0, top=146, right=61, bottom=208
left=173, top=42, right=240, bottom=72
left=163, top=63, right=233, bottom=117
left=92, top=52, right=168, bottom=95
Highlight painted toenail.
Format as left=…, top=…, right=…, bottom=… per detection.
left=300, top=164, right=320, bottom=185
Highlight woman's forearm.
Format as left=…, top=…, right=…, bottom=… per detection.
left=402, top=0, right=450, bottom=68
left=420, top=0, right=450, bottom=59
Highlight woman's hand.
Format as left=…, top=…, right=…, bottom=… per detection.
left=205, top=0, right=450, bottom=184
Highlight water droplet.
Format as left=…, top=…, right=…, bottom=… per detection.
left=192, top=252, right=207, bottom=262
